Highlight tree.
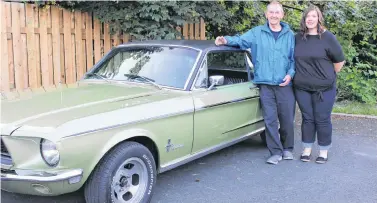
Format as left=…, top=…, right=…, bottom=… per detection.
left=36, top=0, right=377, bottom=104
left=321, top=1, right=377, bottom=104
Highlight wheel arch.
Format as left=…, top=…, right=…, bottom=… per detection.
left=81, top=134, right=160, bottom=187
left=126, top=136, right=160, bottom=169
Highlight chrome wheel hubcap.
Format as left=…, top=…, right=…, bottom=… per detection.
left=111, top=157, right=148, bottom=203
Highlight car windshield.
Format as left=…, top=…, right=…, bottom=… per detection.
left=85, top=46, right=199, bottom=89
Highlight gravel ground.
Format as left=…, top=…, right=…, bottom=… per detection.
left=1, top=114, right=377, bottom=203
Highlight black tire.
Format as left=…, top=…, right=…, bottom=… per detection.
left=260, top=131, right=267, bottom=146
left=84, top=141, right=157, bottom=203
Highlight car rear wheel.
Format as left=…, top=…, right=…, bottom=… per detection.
left=84, top=141, right=156, bottom=203
left=260, top=131, right=267, bottom=146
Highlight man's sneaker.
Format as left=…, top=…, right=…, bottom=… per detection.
left=266, top=155, right=282, bottom=165
left=283, top=151, right=294, bottom=160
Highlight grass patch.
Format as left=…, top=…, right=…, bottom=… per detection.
left=333, top=101, right=377, bottom=116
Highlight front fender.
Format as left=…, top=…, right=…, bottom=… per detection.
left=99, top=128, right=158, bottom=158
left=92, top=128, right=159, bottom=173
left=58, top=127, right=160, bottom=184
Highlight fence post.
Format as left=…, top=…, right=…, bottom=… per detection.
left=1, top=1, right=10, bottom=92
left=1, top=2, right=206, bottom=94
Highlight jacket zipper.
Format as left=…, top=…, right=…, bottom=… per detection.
left=262, top=26, right=288, bottom=84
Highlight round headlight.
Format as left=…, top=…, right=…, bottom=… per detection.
left=40, top=139, right=60, bottom=166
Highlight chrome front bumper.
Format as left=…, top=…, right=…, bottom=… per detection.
left=1, top=169, right=83, bottom=182
left=1, top=168, right=84, bottom=196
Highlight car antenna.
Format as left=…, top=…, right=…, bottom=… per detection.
left=59, top=81, right=63, bottom=105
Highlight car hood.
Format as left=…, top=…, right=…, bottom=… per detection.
left=0, top=82, right=179, bottom=135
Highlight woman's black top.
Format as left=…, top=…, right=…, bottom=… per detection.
left=293, top=30, right=345, bottom=94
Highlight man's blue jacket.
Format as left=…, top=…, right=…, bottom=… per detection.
left=224, top=21, right=295, bottom=86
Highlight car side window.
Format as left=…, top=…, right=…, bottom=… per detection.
left=207, top=51, right=250, bottom=86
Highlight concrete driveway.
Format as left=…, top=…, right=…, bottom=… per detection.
left=2, top=115, right=377, bottom=203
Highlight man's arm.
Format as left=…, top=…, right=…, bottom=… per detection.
left=222, top=29, right=256, bottom=50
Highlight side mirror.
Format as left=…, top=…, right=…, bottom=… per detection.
left=208, top=75, right=224, bottom=90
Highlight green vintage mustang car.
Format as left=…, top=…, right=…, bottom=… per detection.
left=1, top=40, right=265, bottom=203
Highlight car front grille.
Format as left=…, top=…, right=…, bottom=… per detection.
left=1, top=168, right=16, bottom=174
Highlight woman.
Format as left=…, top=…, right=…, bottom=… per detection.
left=293, top=5, right=345, bottom=164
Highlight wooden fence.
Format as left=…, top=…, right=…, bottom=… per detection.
left=0, top=1, right=206, bottom=94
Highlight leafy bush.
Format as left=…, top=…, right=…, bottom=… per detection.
left=323, top=1, right=377, bottom=104
left=337, top=68, right=377, bottom=104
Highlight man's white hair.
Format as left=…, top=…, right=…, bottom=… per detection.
left=267, top=0, right=284, bottom=13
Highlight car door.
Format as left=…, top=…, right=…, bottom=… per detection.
left=190, top=50, right=264, bottom=154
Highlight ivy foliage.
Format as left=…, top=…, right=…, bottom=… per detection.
left=38, top=1, right=267, bottom=40
left=37, top=0, right=376, bottom=104
left=52, top=1, right=200, bottom=40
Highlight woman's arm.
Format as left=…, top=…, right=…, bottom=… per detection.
left=327, top=32, right=345, bottom=73
left=334, top=61, right=345, bottom=73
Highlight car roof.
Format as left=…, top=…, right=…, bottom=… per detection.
left=116, top=40, right=242, bottom=52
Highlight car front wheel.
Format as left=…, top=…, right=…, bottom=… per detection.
left=85, top=141, right=157, bottom=203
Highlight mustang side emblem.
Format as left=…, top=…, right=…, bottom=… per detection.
left=165, top=139, right=184, bottom=152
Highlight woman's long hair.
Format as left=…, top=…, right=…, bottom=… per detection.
left=300, top=5, right=326, bottom=40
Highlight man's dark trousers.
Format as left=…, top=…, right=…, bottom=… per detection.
left=259, top=84, right=296, bottom=156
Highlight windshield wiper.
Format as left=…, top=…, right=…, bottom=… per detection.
left=86, top=73, right=111, bottom=83
left=124, top=74, right=162, bottom=90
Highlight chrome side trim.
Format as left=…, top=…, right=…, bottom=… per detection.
left=158, top=126, right=265, bottom=173
left=222, top=118, right=264, bottom=134
left=1, top=169, right=83, bottom=183
left=64, top=109, right=194, bottom=138
left=195, top=96, right=259, bottom=111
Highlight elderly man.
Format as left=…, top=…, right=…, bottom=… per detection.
left=215, top=0, right=296, bottom=164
